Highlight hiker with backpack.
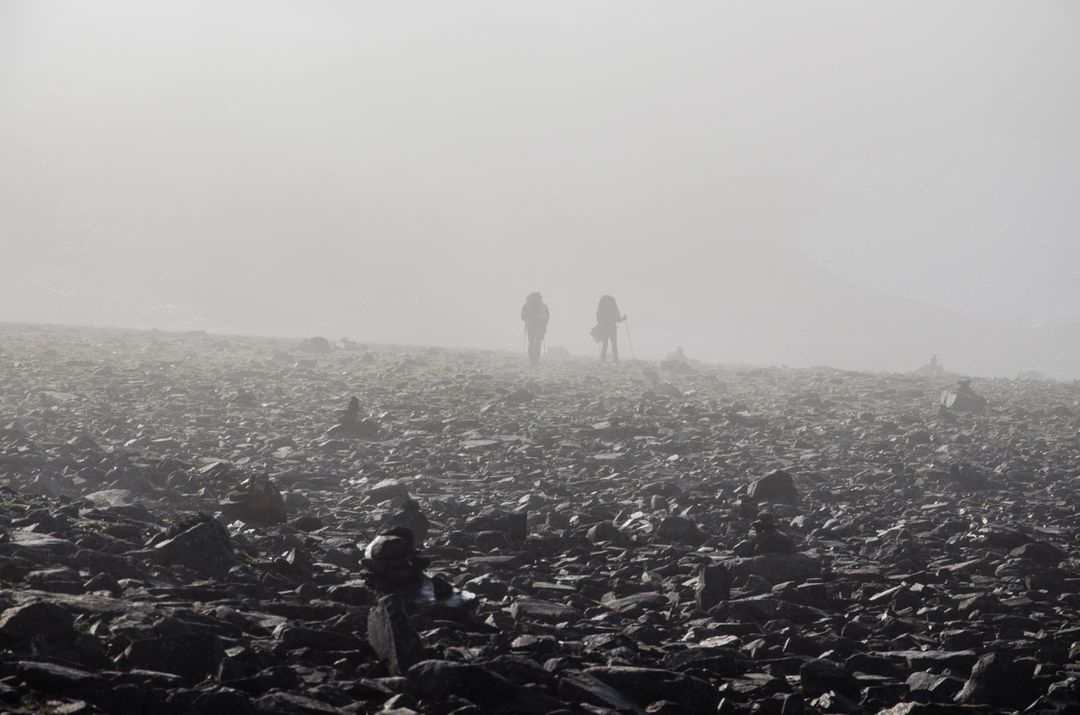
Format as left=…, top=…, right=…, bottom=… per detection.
left=520, top=292, right=550, bottom=365
left=594, top=294, right=626, bottom=363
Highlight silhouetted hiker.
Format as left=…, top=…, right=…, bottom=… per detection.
left=595, top=294, right=625, bottom=363
left=520, top=292, right=550, bottom=365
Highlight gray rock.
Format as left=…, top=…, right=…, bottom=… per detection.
left=0, top=601, right=75, bottom=645
left=587, top=666, right=719, bottom=713
left=728, top=553, right=821, bottom=584
left=695, top=563, right=732, bottom=611
left=190, top=687, right=256, bottom=715
left=799, top=658, right=860, bottom=699
left=656, top=515, right=704, bottom=545
left=747, top=470, right=799, bottom=503
left=368, top=595, right=423, bottom=676
left=511, top=598, right=582, bottom=624
left=13, top=660, right=101, bottom=690
left=1011, top=541, right=1065, bottom=564
left=273, top=624, right=366, bottom=652
left=297, top=337, right=333, bottom=354
left=955, top=652, right=1036, bottom=707
left=121, top=633, right=225, bottom=682
left=152, top=516, right=236, bottom=576
left=253, top=690, right=340, bottom=713
left=604, top=592, right=670, bottom=614
left=587, top=521, right=624, bottom=544
left=558, top=670, right=644, bottom=714
left=406, top=660, right=563, bottom=714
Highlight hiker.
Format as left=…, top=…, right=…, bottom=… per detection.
left=595, top=294, right=626, bottom=363
left=520, top=292, right=550, bottom=365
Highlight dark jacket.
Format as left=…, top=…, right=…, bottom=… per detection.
left=521, top=300, right=550, bottom=334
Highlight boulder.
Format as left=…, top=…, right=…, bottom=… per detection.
left=799, top=658, right=860, bottom=700
left=297, top=337, right=333, bottom=354
left=955, top=652, right=1036, bottom=707
left=152, top=515, right=236, bottom=576
left=747, top=470, right=799, bottom=504
left=587, top=666, right=719, bottom=713
left=695, top=563, right=732, bottom=611
left=728, top=553, right=821, bottom=584
left=655, top=515, right=704, bottom=545
left=368, top=595, right=423, bottom=676
left=0, top=601, right=75, bottom=646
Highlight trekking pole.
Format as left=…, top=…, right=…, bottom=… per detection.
left=624, top=318, right=636, bottom=361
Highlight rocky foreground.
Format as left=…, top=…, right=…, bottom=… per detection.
left=2, top=323, right=1080, bottom=714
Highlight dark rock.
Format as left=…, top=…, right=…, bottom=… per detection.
left=297, top=337, right=333, bottom=354
left=808, top=690, right=862, bottom=714
left=13, top=660, right=101, bottom=690
left=905, top=670, right=962, bottom=700
left=884, top=650, right=978, bottom=672
left=604, top=592, right=670, bottom=615
left=749, top=512, right=797, bottom=554
left=329, top=397, right=380, bottom=439
left=325, top=580, right=372, bottom=605
left=220, top=479, right=287, bottom=526
left=406, top=660, right=564, bottom=714
left=511, top=598, right=583, bottom=623
left=368, top=595, right=423, bottom=676
left=728, top=553, right=821, bottom=584
left=121, top=633, right=225, bottom=682
left=362, top=528, right=430, bottom=593
left=558, top=670, right=645, bottom=714
left=152, top=515, right=236, bottom=576
left=1011, top=541, right=1066, bottom=564
left=587, top=666, right=719, bottom=713
left=485, top=654, right=556, bottom=689
left=273, top=624, right=366, bottom=652
left=190, top=687, right=256, bottom=715
left=587, top=521, right=624, bottom=544
left=503, top=388, right=536, bottom=404
left=955, top=652, right=1036, bottom=707
left=747, top=470, right=799, bottom=504
left=252, top=690, right=341, bottom=713
left=940, top=380, right=986, bottom=412
left=799, top=658, right=860, bottom=699
left=464, top=510, right=527, bottom=543
left=367, top=478, right=411, bottom=504
left=0, top=601, right=76, bottom=645
left=384, top=500, right=431, bottom=545
left=656, top=515, right=704, bottom=545
left=695, top=563, right=732, bottom=611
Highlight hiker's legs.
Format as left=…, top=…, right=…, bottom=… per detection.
left=600, top=336, right=609, bottom=362
left=610, top=330, right=619, bottom=363
left=528, top=334, right=542, bottom=364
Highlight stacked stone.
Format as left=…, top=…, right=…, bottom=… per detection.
left=748, top=512, right=797, bottom=554
left=328, top=396, right=379, bottom=438
left=361, top=527, right=430, bottom=593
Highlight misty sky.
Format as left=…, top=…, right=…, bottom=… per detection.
left=2, top=2, right=1079, bottom=374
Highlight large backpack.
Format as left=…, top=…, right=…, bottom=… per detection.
left=523, top=294, right=547, bottom=325
left=596, top=295, right=619, bottom=323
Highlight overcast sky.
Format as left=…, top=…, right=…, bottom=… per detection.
left=2, top=2, right=1078, bottom=374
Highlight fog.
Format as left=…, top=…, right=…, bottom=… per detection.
left=3, top=1, right=1079, bottom=376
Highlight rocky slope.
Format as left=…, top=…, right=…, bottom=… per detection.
left=1, top=323, right=1079, bottom=714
